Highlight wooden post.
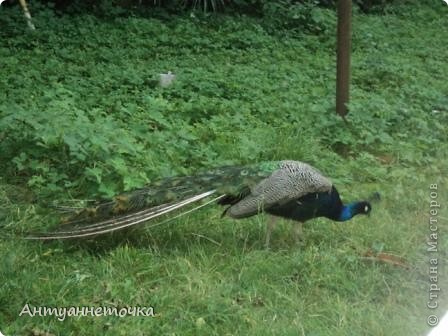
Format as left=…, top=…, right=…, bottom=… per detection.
left=336, top=0, right=351, bottom=118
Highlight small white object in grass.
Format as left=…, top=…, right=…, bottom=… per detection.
left=0, top=0, right=6, bottom=5
left=159, top=71, right=176, bottom=87
left=428, top=311, right=448, bottom=336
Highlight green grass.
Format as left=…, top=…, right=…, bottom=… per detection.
left=1, top=2, right=447, bottom=335
left=1, top=179, right=447, bottom=335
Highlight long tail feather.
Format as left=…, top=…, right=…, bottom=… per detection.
left=48, top=199, right=98, bottom=213
left=26, top=190, right=219, bottom=240
left=25, top=163, right=275, bottom=240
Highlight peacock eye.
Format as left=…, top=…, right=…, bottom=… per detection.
left=364, top=205, right=369, bottom=212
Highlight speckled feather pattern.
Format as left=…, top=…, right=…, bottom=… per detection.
left=226, top=161, right=333, bottom=218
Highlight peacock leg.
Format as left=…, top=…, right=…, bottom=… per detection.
left=265, top=216, right=278, bottom=248
left=291, top=222, right=304, bottom=244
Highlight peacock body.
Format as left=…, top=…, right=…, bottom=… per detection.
left=27, top=160, right=372, bottom=240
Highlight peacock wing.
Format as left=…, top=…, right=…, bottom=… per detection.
left=225, top=161, right=333, bottom=218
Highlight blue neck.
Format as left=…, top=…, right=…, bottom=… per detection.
left=338, top=203, right=358, bottom=221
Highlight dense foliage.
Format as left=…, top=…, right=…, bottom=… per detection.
left=1, top=1, right=445, bottom=200
left=35, top=0, right=402, bottom=14
left=0, top=2, right=447, bottom=335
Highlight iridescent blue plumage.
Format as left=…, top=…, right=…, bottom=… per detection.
left=338, top=204, right=357, bottom=221
left=265, top=187, right=371, bottom=222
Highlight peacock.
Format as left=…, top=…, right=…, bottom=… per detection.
left=26, top=160, right=374, bottom=245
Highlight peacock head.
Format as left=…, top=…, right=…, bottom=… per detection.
left=339, top=201, right=372, bottom=221
left=353, top=201, right=372, bottom=216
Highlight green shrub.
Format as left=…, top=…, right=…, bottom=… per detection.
left=0, top=1, right=446, bottom=200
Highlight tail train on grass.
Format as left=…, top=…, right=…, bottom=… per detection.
left=26, top=160, right=377, bottom=245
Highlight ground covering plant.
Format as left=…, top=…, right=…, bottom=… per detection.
left=0, top=1, right=447, bottom=334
